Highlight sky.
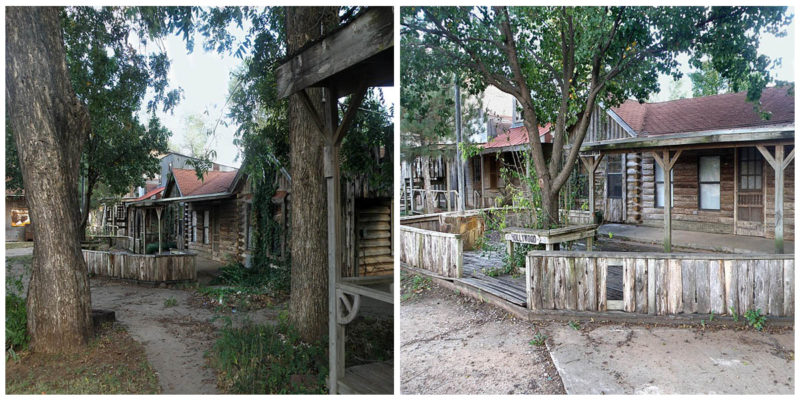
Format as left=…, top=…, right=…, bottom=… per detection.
left=145, top=25, right=397, bottom=169
left=650, top=8, right=795, bottom=102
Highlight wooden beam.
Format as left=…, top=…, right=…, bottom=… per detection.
left=298, top=89, right=325, bottom=134
left=756, top=145, right=779, bottom=170
left=782, top=147, right=795, bottom=170
left=580, top=154, right=604, bottom=221
left=334, top=83, right=368, bottom=146
left=774, top=145, right=785, bottom=254
left=276, top=7, right=393, bottom=99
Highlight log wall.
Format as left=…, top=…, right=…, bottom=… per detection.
left=83, top=249, right=197, bottom=283
left=400, top=225, right=462, bottom=278
left=526, top=250, right=793, bottom=317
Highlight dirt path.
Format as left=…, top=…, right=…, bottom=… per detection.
left=400, top=281, right=565, bottom=395
left=6, top=254, right=280, bottom=394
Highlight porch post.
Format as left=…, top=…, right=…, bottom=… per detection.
left=756, top=144, right=794, bottom=254
left=480, top=153, right=485, bottom=208
left=156, top=208, right=163, bottom=254
left=320, top=87, right=344, bottom=394
left=652, top=149, right=682, bottom=252
left=580, top=154, right=604, bottom=225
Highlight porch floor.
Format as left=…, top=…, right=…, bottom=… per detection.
left=598, top=223, right=794, bottom=254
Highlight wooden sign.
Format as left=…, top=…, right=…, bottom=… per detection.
left=505, top=232, right=540, bottom=245
left=11, top=208, right=30, bottom=227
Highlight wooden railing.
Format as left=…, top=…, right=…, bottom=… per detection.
left=400, top=225, right=462, bottom=278
left=526, top=251, right=794, bottom=317
left=83, top=249, right=197, bottom=283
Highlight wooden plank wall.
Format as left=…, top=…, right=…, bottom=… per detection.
left=83, top=250, right=197, bottom=283
left=400, top=226, right=462, bottom=278
left=526, top=251, right=793, bottom=317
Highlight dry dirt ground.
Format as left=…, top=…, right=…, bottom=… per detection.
left=6, top=251, right=282, bottom=394
left=400, top=280, right=565, bottom=395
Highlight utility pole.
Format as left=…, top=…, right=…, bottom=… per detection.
left=454, top=82, right=466, bottom=212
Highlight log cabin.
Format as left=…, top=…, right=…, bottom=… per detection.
left=580, top=85, right=794, bottom=252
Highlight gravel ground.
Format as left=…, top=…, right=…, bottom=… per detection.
left=6, top=253, right=281, bottom=394
left=400, top=279, right=565, bottom=395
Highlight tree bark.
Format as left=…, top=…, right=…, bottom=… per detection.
left=6, top=7, right=93, bottom=353
left=286, top=6, right=339, bottom=343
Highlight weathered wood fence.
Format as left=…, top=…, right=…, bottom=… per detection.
left=399, top=225, right=462, bottom=278
left=83, top=250, right=197, bottom=283
left=526, top=251, right=793, bottom=317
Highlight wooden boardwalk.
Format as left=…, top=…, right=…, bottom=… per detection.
left=459, top=250, right=623, bottom=307
left=460, top=251, right=527, bottom=307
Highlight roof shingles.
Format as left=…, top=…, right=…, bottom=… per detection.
left=611, top=86, right=794, bottom=136
left=172, top=168, right=238, bottom=197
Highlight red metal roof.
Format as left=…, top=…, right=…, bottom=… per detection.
left=611, top=86, right=794, bottom=136
left=482, top=123, right=552, bottom=149
left=172, top=168, right=238, bottom=196
left=133, top=186, right=165, bottom=201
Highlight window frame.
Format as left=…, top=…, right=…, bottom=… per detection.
left=606, top=155, right=623, bottom=199
left=698, top=155, right=721, bottom=211
left=203, top=210, right=210, bottom=244
left=654, top=162, right=674, bottom=209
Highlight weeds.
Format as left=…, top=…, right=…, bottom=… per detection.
left=210, top=319, right=327, bottom=394
left=529, top=332, right=547, bottom=346
left=568, top=321, right=581, bottom=331
left=163, top=297, right=178, bottom=308
left=401, top=274, right=431, bottom=302
left=730, top=306, right=739, bottom=322
left=744, top=309, right=767, bottom=331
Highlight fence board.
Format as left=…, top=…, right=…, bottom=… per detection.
left=634, top=258, right=648, bottom=314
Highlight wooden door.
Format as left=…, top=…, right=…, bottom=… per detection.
left=605, top=155, right=624, bottom=222
left=736, top=147, right=765, bottom=236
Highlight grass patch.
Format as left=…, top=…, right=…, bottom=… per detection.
left=163, top=297, right=178, bottom=308
left=6, top=323, right=160, bottom=394
left=195, top=285, right=283, bottom=313
left=209, top=318, right=327, bottom=394
left=5, top=242, right=34, bottom=250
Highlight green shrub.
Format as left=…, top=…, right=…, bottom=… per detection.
left=210, top=319, right=327, bottom=394
left=6, top=293, right=29, bottom=356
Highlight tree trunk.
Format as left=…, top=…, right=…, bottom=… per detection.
left=540, top=189, right=560, bottom=229
left=286, top=6, right=339, bottom=343
left=6, top=7, right=93, bottom=354
left=421, top=156, right=436, bottom=213
left=78, top=174, right=97, bottom=241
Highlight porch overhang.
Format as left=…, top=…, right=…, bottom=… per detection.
left=579, top=125, right=794, bottom=154
left=578, top=123, right=795, bottom=254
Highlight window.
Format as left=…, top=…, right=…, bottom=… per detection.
left=739, top=148, right=763, bottom=190
left=699, top=156, right=721, bottom=210
left=472, top=158, right=481, bottom=184
left=203, top=210, right=210, bottom=244
left=191, top=211, right=197, bottom=242
left=654, top=163, right=674, bottom=208
left=606, top=155, right=622, bottom=199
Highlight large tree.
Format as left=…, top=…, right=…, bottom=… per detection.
left=402, top=6, right=791, bottom=225
left=284, top=6, right=340, bottom=342
left=6, top=6, right=182, bottom=353
left=6, top=7, right=93, bottom=353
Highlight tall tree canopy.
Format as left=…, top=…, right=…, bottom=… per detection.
left=402, top=6, right=791, bottom=225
